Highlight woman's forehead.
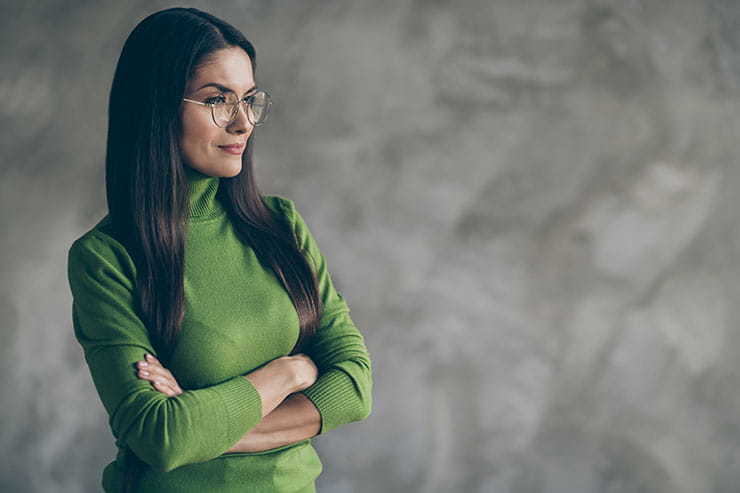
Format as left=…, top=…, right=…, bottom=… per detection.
left=189, top=47, right=254, bottom=92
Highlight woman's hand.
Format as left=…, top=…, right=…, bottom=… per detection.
left=270, top=353, right=318, bottom=392
left=137, top=353, right=183, bottom=398
left=244, top=353, right=318, bottom=418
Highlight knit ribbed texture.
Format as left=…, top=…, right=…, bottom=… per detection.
left=212, top=376, right=263, bottom=445
left=67, top=171, right=371, bottom=492
left=186, top=167, right=224, bottom=220
left=302, top=366, right=370, bottom=434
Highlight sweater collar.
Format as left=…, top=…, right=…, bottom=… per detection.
left=185, top=166, right=223, bottom=219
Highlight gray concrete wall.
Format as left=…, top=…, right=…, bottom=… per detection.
left=1, top=0, right=739, bottom=492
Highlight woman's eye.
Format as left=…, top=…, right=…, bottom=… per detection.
left=206, top=95, right=227, bottom=104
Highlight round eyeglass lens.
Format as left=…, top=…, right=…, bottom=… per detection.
left=248, top=91, right=271, bottom=126
left=213, top=93, right=240, bottom=127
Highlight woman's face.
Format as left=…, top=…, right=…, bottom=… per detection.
left=179, top=47, right=256, bottom=178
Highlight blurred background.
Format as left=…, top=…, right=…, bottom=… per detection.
left=1, top=0, right=739, bottom=491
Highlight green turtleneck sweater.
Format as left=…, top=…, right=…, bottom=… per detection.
left=67, top=170, right=372, bottom=492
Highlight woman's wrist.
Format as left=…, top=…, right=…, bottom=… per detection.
left=287, top=354, right=318, bottom=392
left=243, top=354, right=317, bottom=417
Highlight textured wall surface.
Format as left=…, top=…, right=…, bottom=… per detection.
left=2, top=1, right=739, bottom=492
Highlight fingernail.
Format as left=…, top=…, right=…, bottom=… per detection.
left=140, top=370, right=149, bottom=376
left=146, top=353, right=154, bottom=360
left=139, top=361, right=148, bottom=368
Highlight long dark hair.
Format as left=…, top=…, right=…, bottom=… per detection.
left=106, top=7, right=321, bottom=488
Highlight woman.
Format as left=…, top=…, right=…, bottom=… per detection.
left=67, top=7, right=372, bottom=492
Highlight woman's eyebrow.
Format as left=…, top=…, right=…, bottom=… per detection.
left=194, top=82, right=257, bottom=96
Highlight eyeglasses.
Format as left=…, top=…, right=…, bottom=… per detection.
left=182, top=89, right=272, bottom=127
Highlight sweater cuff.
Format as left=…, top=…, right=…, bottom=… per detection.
left=301, top=369, right=360, bottom=434
left=212, top=376, right=263, bottom=445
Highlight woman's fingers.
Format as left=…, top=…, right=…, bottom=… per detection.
left=152, top=379, right=179, bottom=398
left=139, top=368, right=183, bottom=397
left=136, top=354, right=184, bottom=397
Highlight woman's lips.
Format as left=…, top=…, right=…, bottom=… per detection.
left=218, top=143, right=245, bottom=155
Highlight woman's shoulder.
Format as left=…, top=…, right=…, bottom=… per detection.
left=68, top=215, right=136, bottom=278
left=261, top=194, right=298, bottom=223
left=70, top=215, right=124, bottom=253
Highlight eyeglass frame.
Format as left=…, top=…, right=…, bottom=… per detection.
left=182, top=89, right=272, bottom=128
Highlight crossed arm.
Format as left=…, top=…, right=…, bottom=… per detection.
left=137, top=352, right=321, bottom=453
left=69, top=198, right=371, bottom=470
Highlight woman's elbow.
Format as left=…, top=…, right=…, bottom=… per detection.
left=354, top=369, right=373, bottom=422
left=116, top=399, right=209, bottom=473
left=129, top=439, right=189, bottom=473
left=145, top=452, right=180, bottom=473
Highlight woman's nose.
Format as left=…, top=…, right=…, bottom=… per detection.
left=227, top=102, right=252, bottom=133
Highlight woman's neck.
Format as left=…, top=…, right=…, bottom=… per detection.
left=185, top=166, right=222, bottom=218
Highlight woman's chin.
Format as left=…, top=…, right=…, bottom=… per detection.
left=209, top=159, right=243, bottom=178
left=222, top=164, right=243, bottom=178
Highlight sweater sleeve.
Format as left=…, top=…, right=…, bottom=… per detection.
left=269, top=197, right=372, bottom=434
left=67, top=231, right=263, bottom=473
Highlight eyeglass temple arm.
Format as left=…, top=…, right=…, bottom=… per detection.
left=182, top=98, right=207, bottom=105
